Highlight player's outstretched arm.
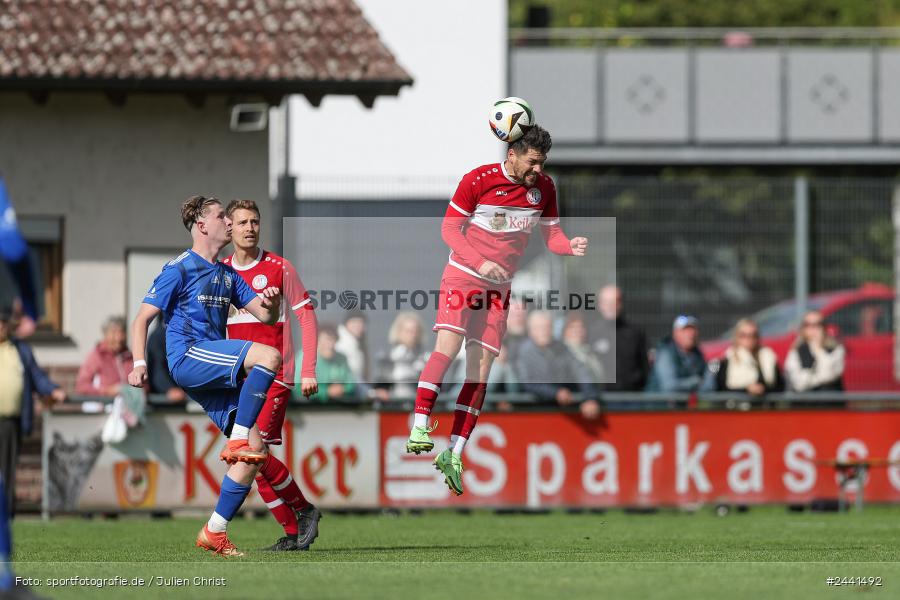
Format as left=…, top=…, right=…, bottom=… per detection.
left=541, top=223, right=588, bottom=257
left=245, top=286, right=282, bottom=325
left=129, top=303, right=161, bottom=387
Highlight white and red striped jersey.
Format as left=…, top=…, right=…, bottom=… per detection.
left=443, top=161, right=570, bottom=283
left=223, top=249, right=317, bottom=386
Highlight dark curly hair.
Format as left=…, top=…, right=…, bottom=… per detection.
left=509, top=124, right=552, bottom=155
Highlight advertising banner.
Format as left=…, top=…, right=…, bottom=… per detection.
left=381, top=411, right=900, bottom=507
left=44, top=411, right=379, bottom=512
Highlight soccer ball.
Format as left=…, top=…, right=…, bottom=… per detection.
left=489, top=97, right=534, bottom=143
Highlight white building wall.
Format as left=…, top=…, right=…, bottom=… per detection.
left=0, top=93, right=268, bottom=365
left=279, top=0, right=508, bottom=198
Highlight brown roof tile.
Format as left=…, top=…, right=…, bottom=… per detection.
left=0, top=0, right=412, bottom=96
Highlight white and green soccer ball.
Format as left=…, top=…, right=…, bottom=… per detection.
left=489, top=97, right=534, bottom=143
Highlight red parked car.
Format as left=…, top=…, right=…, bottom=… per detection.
left=700, top=283, right=896, bottom=391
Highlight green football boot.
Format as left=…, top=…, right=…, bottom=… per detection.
left=406, top=420, right=438, bottom=455
left=434, top=449, right=464, bottom=496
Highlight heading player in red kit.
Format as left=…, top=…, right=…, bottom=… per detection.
left=406, top=125, right=588, bottom=496
left=223, top=199, right=321, bottom=551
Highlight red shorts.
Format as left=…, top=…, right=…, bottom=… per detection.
left=257, top=381, right=291, bottom=445
left=433, top=267, right=510, bottom=356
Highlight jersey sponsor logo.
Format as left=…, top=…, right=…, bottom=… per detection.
left=526, top=187, right=542, bottom=205
left=145, top=286, right=157, bottom=299
left=196, top=294, right=230, bottom=307
left=489, top=211, right=507, bottom=231
left=252, top=274, right=268, bottom=290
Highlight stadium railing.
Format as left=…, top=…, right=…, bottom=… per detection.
left=56, top=391, right=900, bottom=413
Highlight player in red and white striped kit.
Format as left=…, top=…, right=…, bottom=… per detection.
left=224, top=199, right=321, bottom=551
left=405, top=125, right=589, bottom=495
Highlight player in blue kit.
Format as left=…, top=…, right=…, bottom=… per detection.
left=128, top=195, right=283, bottom=556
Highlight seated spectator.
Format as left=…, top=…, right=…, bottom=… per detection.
left=146, top=315, right=185, bottom=403
left=562, top=312, right=605, bottom=383
left=336, top=309, right=369, bottom=383
left=375, top=312, right=428, bottom=400
left=785, top=310, right=845, bottom=392
left=516, top=311, right=601, bottom=419
left=646, top=315, right=709, bottom=392
left=713, top=318, right=784, bottom=396
left=589, top=285, right=649, bottom=391
left=300, top=323, right=355, bottom=403
left=75, top=316, right=134, bottom=397
left=0, top=305, right=65, bottom=516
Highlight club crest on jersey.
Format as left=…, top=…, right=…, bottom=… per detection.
left=252, top=274, right=268, bottom=290
left=526, top=187, right=542, bottom=205
left=224, top=274, right=232, bottom=289
left=490, top=211, right=508, bottom=231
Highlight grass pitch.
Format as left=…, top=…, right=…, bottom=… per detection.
left=11, top=505, right=900, bottom=599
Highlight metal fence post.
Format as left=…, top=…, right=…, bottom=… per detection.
left=794, top=176, right=809, bottom=319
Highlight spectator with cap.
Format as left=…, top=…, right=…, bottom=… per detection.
left=0, top=304, right=65, bottom=516
left=75, top=316, right=135, bottom=397
left=516, top=311, right=601, bottom=419
left=646, top=315, right=710, bottom=392
left=588, top=285, right=649, bottom=391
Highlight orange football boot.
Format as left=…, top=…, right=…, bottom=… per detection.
left=196, top=525, right=244, bottom=557
left=219, top=439, right=267, bottom=465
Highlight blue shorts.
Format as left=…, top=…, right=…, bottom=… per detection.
left=170, top=339, right=252, bottom=433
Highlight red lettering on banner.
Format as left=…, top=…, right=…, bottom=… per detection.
left=179, top=421, right=222, bottom=500
left=302, top=446, right=328, bottom=497
left=332, top=446, right=359, bottom=498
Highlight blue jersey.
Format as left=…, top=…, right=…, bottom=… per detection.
left=143, top=250, right=258, bottom=365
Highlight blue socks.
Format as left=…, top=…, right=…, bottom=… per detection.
left=0, top=476, right=13, bottom=591
left=232, top=365, right=276, bottom=437
left=208, top=475, right=252, bottom=533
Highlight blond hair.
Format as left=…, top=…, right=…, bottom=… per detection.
left=225, top=199, right=260, bottom=219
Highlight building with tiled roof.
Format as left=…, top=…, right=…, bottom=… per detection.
left=0, top=0, right=412, bottom=105
left=0, top=0, right=412, bottom=365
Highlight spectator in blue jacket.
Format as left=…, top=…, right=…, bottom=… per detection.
left=515, top=311, right=601, bottom=419
left=0, top=305, right=65, bottom=516
left=646, top=315, right=711, bottom=393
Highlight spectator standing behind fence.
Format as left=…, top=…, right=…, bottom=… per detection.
left=589, top=285, right=649, bottom=391
left=336, top=309, right=369, bottom=384
left=563, top=313, right=605, bottom=383
left=75, top=316, right=134, bottom=397
left=784, top=310, right=845, bottom=391
left=375, top=312, right=428, bottom=400
left=300, top=323, right=356, bottom=403
left=516, top=311, right=601, bottom=419
left=146, top=315, right=186, bottom=403
left=713, top=318, right=784, bottom=395
left=646, top=315, right=710, bottom=392
left=0, top=305, right=65, bottom=516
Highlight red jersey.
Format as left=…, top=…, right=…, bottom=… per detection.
left=224, top=249, right=317, bottom=386
left=444, top=161, right=565, bottom=283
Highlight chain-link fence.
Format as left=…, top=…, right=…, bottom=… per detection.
left=557, top=176, right=895, bottom=344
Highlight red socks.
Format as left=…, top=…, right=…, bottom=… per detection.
left=414, top=352, right=453, bottom=422
left=256, top=454, right=310, bottom=537
left=450, top=381, right=487, bottom=454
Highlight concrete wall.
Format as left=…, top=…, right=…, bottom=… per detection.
left=0, top=93, right=268, bottom=365
left=278, top=0, right=508, bottom=199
